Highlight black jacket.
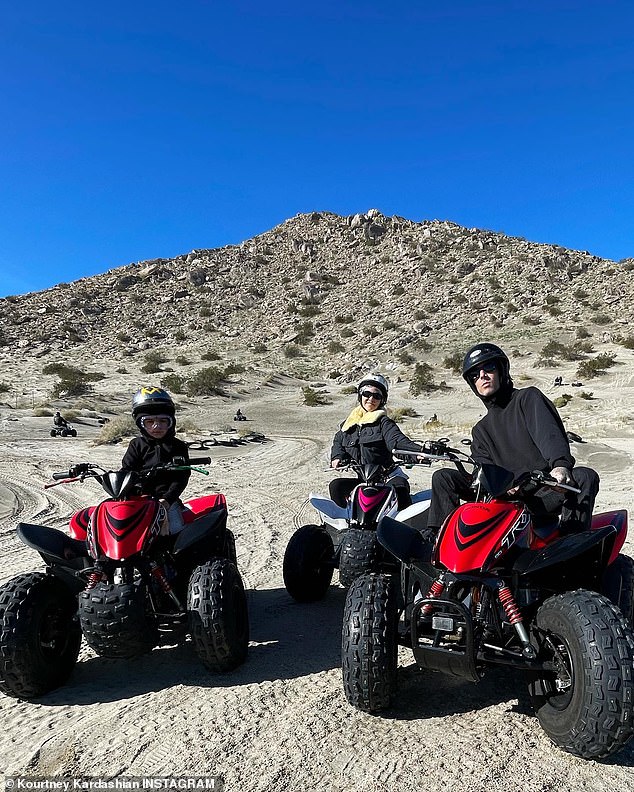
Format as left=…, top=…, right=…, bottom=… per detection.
left=331, top=414, right=421, bottom=469
left=121, top=435, right=190, bottom=505
left=472, top=386, right=574, bottom=478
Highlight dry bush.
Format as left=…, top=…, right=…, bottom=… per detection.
left=94, top=415, right=137, bottom=445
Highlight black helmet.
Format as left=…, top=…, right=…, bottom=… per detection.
left=132, top=387, right=175, bottom=419
left=462, top=343, right=511, bottom=393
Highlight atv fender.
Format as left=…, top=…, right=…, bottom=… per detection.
left=16, top=523, right=90, bottom=592
left=377, top=515, right=430, bottom=566
left=513, top=525, right=617, bottom=585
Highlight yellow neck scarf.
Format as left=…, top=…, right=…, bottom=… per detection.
left=341, top=405, right=386, bottom=432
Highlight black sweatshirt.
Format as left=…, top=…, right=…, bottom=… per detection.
left=121, top=435, right=190, bottom=505
left=471, top=386, right=574, bottom=478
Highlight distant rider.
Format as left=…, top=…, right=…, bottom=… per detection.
left=330, top=373, right=422, bottom=510
left=121, top=387, right=191, bottom=534
left=426, top=343, right=600, bottom=537
left=53, top=411, right=69, bottom=429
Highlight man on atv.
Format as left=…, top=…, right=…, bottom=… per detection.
left=330, top=373, right=422, bottom=509
left=53, top=411, right=69, bottom=429
left=121, top=387, right=191, bottom=534
left=426, top=343, right=599, bottom=538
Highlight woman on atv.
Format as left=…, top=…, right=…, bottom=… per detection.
left=121, top=387, right=191, bottom=534
left=330, top=373, right=422, bottom=509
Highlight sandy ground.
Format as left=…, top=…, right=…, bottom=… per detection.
left=1, top=366, right=634, bottom=792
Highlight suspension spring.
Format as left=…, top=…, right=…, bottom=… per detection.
left=421, top=576, right=446, bottom=616
left=84, top=570, right=105, bottom=590
left=150, top=562, right=173, bottom=593
left=498, top=584, right=523, bottom=625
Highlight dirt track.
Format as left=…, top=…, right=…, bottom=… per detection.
left=1, top=383, right=634, bottom=791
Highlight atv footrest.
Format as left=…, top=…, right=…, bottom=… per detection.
left=411, top=597, right=480, bottom=682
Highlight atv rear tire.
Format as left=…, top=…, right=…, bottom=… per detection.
left=602, top=553, right=634, bottom=626
left=529, top=590, right=634, bottom=759
left=283, top=524, right=334, bottom=602
left=188, top=559, right=249, bottom=672
left=338, top=529, right=379, bottom=588
left=342, top=573, right=398, bottom=712
left=79, top=582, right=158, bottom=658
left=223, top=529, right=238, bottom=566
left=0, top=572, right=81, bottom=699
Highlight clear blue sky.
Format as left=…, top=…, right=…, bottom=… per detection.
left=1, top=1, right=633, bottom=298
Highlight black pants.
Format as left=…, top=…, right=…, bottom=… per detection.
left=427, top=466, right=600, bottom=534
left=329, top=476, right=412, bottom=511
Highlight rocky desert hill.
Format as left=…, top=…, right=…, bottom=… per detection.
left=0, top=208, right=633, bottom=417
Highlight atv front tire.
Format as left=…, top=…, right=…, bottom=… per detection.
left=187, top=558, right=249, bottom=672
left=0, top=572, right=81, bottom=699
left=529, top=590, right=634, bottom=759
left=338, top=529, right=379, bottom=588
left=283, top=524, right=334, bottom=602
left=342, top=573, right=398, bottom=712
left=79, top=582, right=158, bottom=658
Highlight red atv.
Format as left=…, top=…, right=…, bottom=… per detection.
left=0, top=458, right=249, bottom=699
left=342, top=440, right=634, bottom=759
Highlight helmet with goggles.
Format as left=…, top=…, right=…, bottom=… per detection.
left=132, top=387, right=176, bottom=433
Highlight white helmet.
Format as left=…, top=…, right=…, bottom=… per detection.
left=357, top=373, right=389, bottom=405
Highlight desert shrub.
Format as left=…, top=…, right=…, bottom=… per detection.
left=414, top=309, right=426, bottom=320
left=224, top=362, right=245, bottom=375
left=506, top=302, right=518, bottom=313
left=553, top=394, right=573, bottom=408
left=115, top=367, right=128, bottom=374
left=0, top=381, right=9, bottom=394
left=398, top=350, right=415, bottom=365
left=578, top=391, right=594, bottom=400
left=251, top=342, right=268, bottom=353
left=116, top=331, right=131, bottom=342
left=590, top=313, right=611, bottom=325
left=335, top=314, right=354, bottom=324
left=367, top=297, right=380, bottom=308
left=94, top=415, right=137, bottom=445
left=284, top=344, right=301, bottom=358
left=32, top=407, right=53, bottom=416
left=390, top=407, right=418, bottom=423
left=522, top=316, right=540, bottom=326
left=619, top=335, right=634, bottom=349
left=43, top=363, right=104, bottom=397
left=576, top=326, right=591, bottom=339
left=545, top=305, right=562, bottom=316
left=392, top=284, right=405, bottom=295
left=186, top=366, right=225, bottom=396
left=161, top=374, right=187, bottom=393
left=576, top=354, right=617, bottom=379
left=340, top=327, right=354, bottom=338
left=174, top=329, right=187, bottom=342
left=199, top=306, right=213, bottom=317
left=443, top=351, right=464, bottom=374
left=412, top=338, right=432, bottom=352
left=175, top=355, right=191, bottom=366
left=409, top=362, right=436, bottom=396
left=302, top=386, right=330, bottom=406
left=383, top=320, right=398, bottom=331
left=341, top=385, right=357, bottom=395
left=141, top=351, right=166, bottom=374
left=298, top=304, right=320, bottom=317
left=201, top=350, right=221, bottom=361
left=573, top=288, right=588, bottom=300
left=363, top=324, right=379, bottom=338
left=295, top=321, right=314, bottom=345
left=328, top=340, right=344, bottom=354
left=545, top=295, right=560, bottom=305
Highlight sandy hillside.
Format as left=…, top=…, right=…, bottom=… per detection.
left=0, top=358, right=633, bottom=792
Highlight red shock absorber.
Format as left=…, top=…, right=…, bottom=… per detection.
left=498, top=584, right=522, bottom=625
left=151, top=562, right=183, bottom=608
left=84, top=570, right=105, bottom=590
left=421, top=576, right=446, bottom=616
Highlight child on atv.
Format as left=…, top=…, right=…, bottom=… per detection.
left=121, top=387, right=191, bottom=534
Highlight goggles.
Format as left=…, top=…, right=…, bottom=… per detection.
left=140, top=414, right=173, bottom=429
